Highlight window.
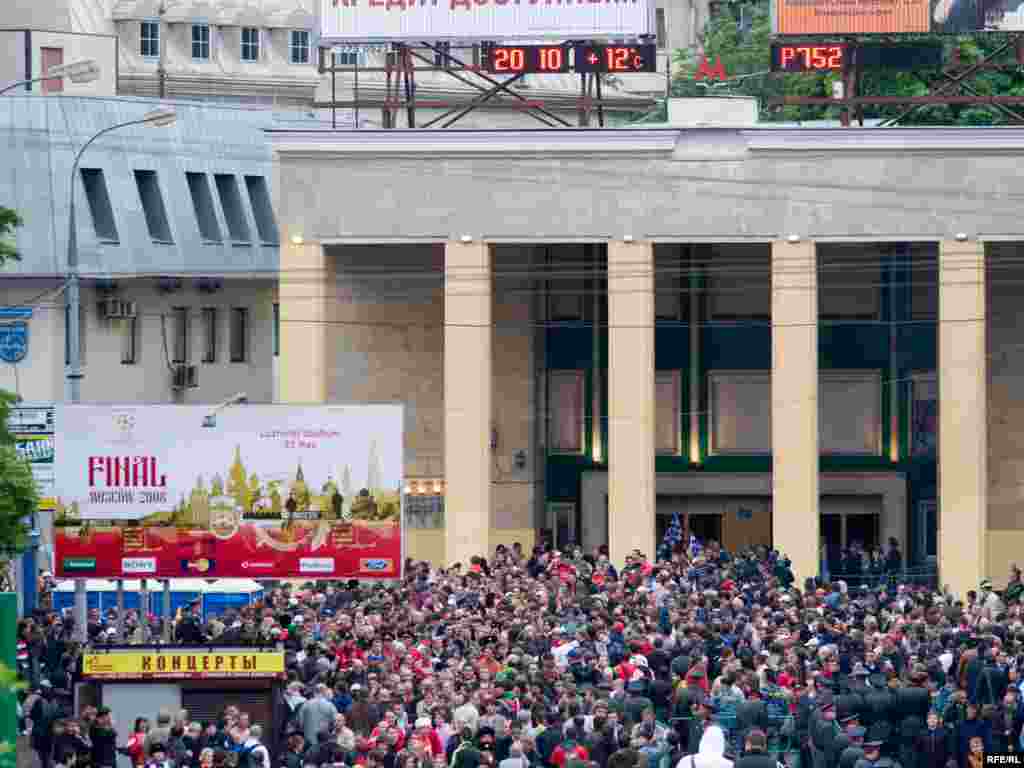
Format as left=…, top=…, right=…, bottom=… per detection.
left=655, top=8, right=667, bottom=49
left=244, top=176, right=279, bottom=245
left=121, top=318, right=138, bottom=365
left=911, top=372, right=937, bottom=456
left=201, top=308, right=218, bottom=363
left=289, top=30, right=310, bottom=64
left=547, top=255, right=585, bottom=321
left=333, top=50, right=360, bottom=67
left=709, top=371, right=771, bottom=454
left=80, top=168, right=119, bottom=242
left=171, top=307, right=190, bottom=364
left=655, top=248, right=684, bottom=321
left=214, top=174, right=251, bottom=243
left=548, top=370, right=584, bottom=453
left=818, top=246, right=881, bottom=320
left=241, top=27, right=260, bottom=62
left=230, top=308, right=249, bottom=362
left=819, top=371, right=881, bottom=455
left=656, top=371, right=681, bottom=455
left=191, top=24, right=210, bottom=60
left=186, top=172, right=221, bottom=242
left=706, top=245, right=770, bottom=320
left=272, top=303, right=280, bottom=357
left=41, top=48, right=64, bottom=93
left=134, top=170, right=173, bottom=243
left=140, top=21, right=160, bottom=58
left=910, top=246, right=938, bottom=320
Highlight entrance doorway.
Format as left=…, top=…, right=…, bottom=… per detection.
left=655, top=510, right=722, bottom=547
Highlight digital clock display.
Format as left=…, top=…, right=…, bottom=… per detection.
left=573, top=44, right=657, bottom=73
left=483, top=45, right=571, bottom=74
left=481, top=43, right=657, bottom=74
left=771, top=43, right=848, bottom=72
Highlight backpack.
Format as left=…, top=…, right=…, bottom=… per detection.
left=236, top=743, right=260, bottom=768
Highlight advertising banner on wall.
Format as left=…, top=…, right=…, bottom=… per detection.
left=53, top=405, right=403, bottom=580
left=774, top=0, right=1024, bottom=34
left=320, top=0, right=653, bottom=42
left=82, top=651, right=286, bottom=680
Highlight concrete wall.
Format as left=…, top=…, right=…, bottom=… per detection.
left=273, top=130, right=1024, bottom=242
left=0, top=278, right=275, bottom=404
left=1, top=30, right=117, bottom=98
left=2, top=0, right=72, bottom=31
left=324, top=244, right=538, bottom=532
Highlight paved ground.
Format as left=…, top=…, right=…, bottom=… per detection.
left=16, top=736, right=37, bottom=768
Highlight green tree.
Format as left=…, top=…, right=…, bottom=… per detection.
left=211, top=474, right=224, bottom=497
left=625, top=0, right=1024, bottom=126
left=0, top=208, right=22, bottom=264
left=269, top=483, right=282, bottom=517
left=0, top=391, right=34, bottom=563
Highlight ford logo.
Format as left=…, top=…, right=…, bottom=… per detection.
left=363, top=559, right=390, bottom=571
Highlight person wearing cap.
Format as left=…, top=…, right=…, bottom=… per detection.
left=809, top=701, right=841, bottom=768
left=837, top=726, right=866, bottom=768
left=853, top=740, right=900, bottom=768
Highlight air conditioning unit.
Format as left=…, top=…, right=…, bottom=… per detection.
left=99, top=299, right=138, bottom=320
left=100, top=297, right=124, bottom=320
left=172, top=364, right=199, bottom=390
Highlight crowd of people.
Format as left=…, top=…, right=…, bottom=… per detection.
left=16, top=539, right=1024, bottom=768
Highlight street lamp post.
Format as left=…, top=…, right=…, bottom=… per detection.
left=0, top=59, right=100, bottom=96
left=67, top=107, right=177, bottom=642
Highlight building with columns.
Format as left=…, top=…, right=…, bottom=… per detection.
left=270, top=127, right=1022, bottom=598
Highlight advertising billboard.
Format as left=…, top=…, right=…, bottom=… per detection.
left=320, top=0, right=653, bottom=42
left=82, top=651, right=285, bottom=680
left=774, top=0, right=1024, bottom=33
left=53, top=404, right=403, bottom=580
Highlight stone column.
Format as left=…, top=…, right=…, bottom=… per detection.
left=771, top=240, right=819, bottom=585
left=444, top=241, right=492, bottom=568
left=279, top=239, right=332, bottom=404
left=607, top=240, right=656, bottom=567
left=938, top=239, right=987, bottom=597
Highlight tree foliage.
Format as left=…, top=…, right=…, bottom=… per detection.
left=628, top=0, right=1024, bottom=126
left=0, top=208, right=22, bottom=264
left=0, top=391, right=34, bottom=557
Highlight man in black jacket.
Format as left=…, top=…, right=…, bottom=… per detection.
left=90, top=708, right=118, bottom=768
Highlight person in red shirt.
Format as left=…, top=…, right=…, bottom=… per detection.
left=550, top=729, right=588, bottom=768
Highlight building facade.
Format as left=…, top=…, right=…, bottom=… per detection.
left=3, top=0, right=702, bottom=126
left=269, top=127, right=1024, bottom=598
left=0, top=95, right=296, bottom=407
